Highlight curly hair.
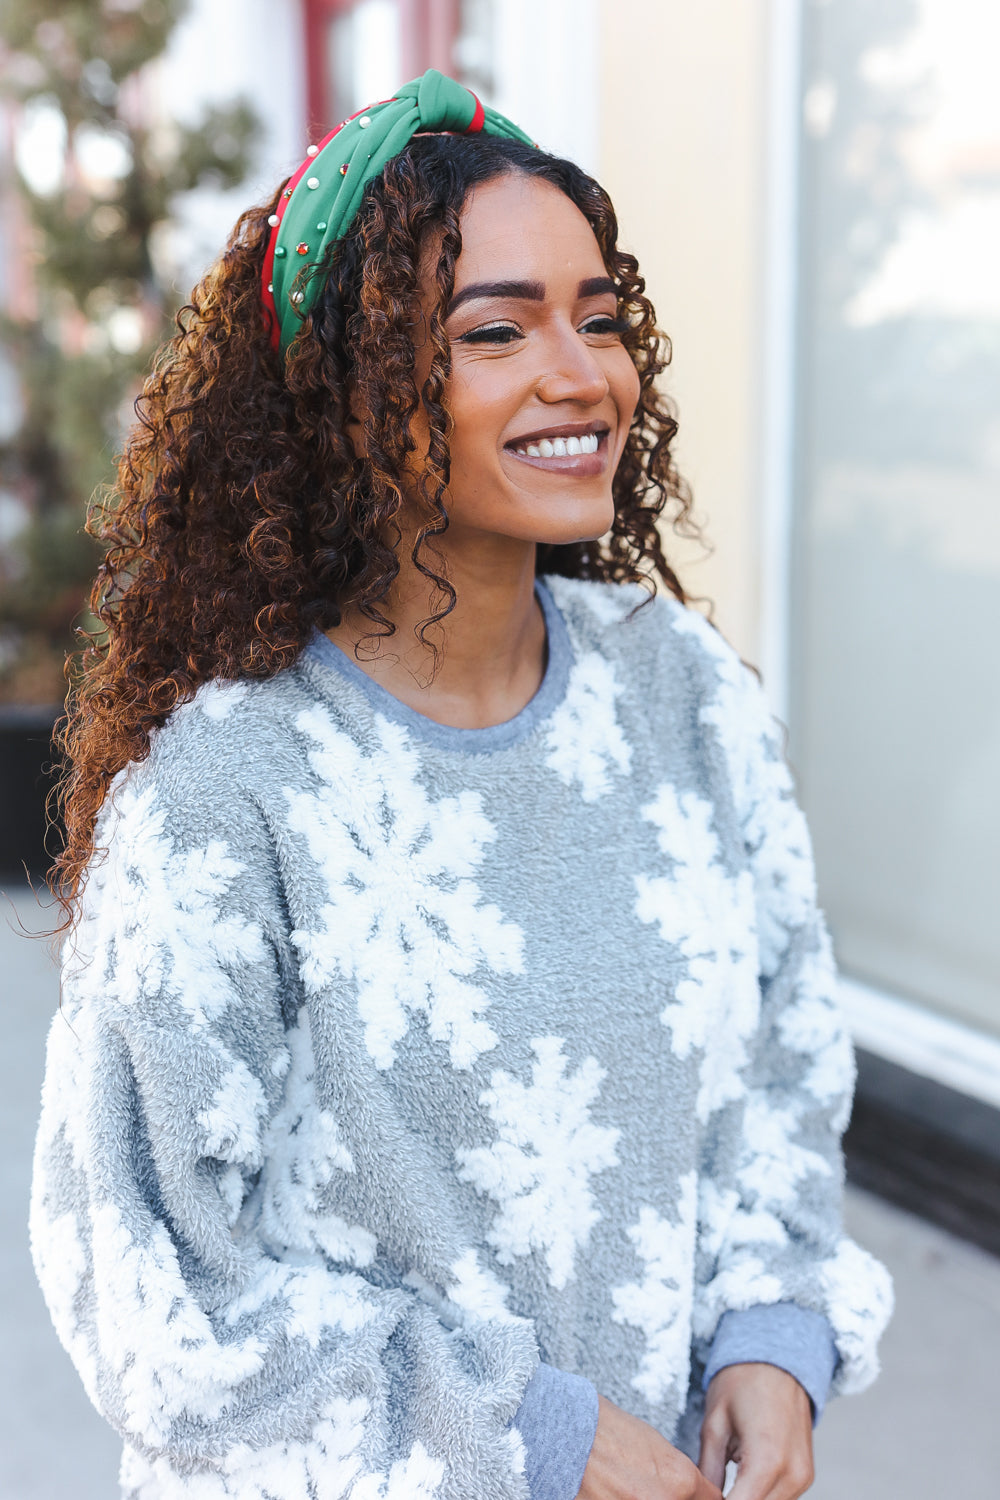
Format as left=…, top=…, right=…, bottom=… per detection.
left=49, top=133, right=698, bottom=928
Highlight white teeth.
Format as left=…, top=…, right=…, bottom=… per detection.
left=512, top=432, right=603, bottom=457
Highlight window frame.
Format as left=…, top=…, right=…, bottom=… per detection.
left=301, top=0, right=460, bottom=136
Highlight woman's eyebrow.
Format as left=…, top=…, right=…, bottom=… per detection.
left=578, top=276, right=617, bottom=298
left=447, top=275, right=617, bottom=315
left=447, top=279, right=545, bottom=313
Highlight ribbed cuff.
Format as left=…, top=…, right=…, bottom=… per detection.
left=702, top=1303, right=839, bottom=1422
left=511, top=1361, right=600, bottom=1500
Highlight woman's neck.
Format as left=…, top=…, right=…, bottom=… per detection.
left=323, top=534, right=548, bottom=730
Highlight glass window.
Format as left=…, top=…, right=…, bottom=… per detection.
left=792, top=0, right=1000, bottom=1037
left=327, top=0, right=402, bottom=125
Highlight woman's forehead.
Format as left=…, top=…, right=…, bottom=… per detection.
left=453, top=175, right=605, bottom=283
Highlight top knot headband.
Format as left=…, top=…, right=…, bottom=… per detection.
left=262, top=69, right=535, bottom=354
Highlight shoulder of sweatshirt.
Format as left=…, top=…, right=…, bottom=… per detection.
left=93, top=656, right=337, bottom=849
left=541, top=574, right=751, bottom=695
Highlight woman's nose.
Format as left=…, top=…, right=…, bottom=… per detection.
left=535, top=327, right=611, bottom=406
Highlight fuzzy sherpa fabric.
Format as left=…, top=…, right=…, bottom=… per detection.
left=30, top=576, right=892, bottom=1499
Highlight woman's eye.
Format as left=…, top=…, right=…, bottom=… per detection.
left=455, top=322, right=523, bottom=346
left=581, top=316, right=630, bottom=337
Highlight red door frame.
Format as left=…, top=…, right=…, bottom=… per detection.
left=302, top=0, right=460, bottom=138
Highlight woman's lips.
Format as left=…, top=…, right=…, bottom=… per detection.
left=504, top=428, right=610, bottom=475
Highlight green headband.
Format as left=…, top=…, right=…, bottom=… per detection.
left=263, top=69, right=535, bottom=354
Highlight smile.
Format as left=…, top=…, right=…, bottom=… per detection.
left=510, top=432, right=601, bottom=459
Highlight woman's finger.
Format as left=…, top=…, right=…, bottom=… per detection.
left=724, top=1449, right=814, bottom=1500
left=697, top=1412, right=731, bottom=1490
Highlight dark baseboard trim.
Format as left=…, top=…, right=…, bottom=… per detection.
left=844, top=1048, right=1000, bottom=1257
left=0, top=706, right=61, bottom=888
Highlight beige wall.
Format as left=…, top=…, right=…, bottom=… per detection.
left=598, top=0, right=771, bottom=662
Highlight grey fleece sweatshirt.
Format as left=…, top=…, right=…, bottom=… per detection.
left=30, top=576, right=892, bottom=1500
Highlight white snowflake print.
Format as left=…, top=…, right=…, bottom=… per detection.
left=776, top=957, right=854, bottom=1119
left=545, top=574, right=639, bottom=625
left=696, top=1180, right=788, bottom=1268
left=543, top=652, right=632, bottom=801
left=820, top=1240, right=895, bottom=1396
left=119, top=1394, right=444, bottom=1500
left=445, top=1249, right=518, bottom=1324
left=695, top=1256, right=785, bottom=1341
left=634, top=783, right=760, bottom=1119
left=611, top=1171, right=698, bottom=1406
left=168, top=678, right=250, bottom=726
left=693, top=1181, right=788, bottom=1339
left=89, top=1201, right=267, bottom=1446
left=286, top=707, right=523, bottom=1070
left=402, top=1249, right=519, bottom=1332
left=197, top=1062, right=269, bottom=1168
left=736, top=1095, right=832, bottom=1214
left=45, top=775, right=267, bottom=1198
left=456, top=1036, right=620, bottom=1290
left=78, top=1199, right=375, bottom=1454
left=75, top=779, right=267, bottom=1032
left=257, top=1012, right=378, bottom=1268
left=665, top=603, right=820, bottom=978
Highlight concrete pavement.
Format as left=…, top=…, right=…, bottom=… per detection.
left=2, top=883, right=996, bottom=1498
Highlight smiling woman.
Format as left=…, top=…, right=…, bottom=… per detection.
left=31, top=70, right=890, bottom=1500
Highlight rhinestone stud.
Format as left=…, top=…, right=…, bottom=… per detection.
left=296, top=242, right=309, bottom=255
left=283, top=187, right=293, bottom=198
left=339, top=162, right=349, bottom=176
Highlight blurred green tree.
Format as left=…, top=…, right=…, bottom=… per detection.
left=0, top=0, right=260, bottom=703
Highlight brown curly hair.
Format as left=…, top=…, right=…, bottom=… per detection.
left=49, top=133, right=698, bottom=929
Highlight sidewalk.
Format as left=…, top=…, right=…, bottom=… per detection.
left=2, top=883, right=997, bottom=1498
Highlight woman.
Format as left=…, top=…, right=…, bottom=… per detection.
left=31, top=71, right=892, bottom=1500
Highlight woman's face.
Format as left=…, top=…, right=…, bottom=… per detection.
left=411, top=173, right=641, bottom=549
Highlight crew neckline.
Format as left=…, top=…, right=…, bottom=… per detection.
left=304, top=578, right=572, bottom=754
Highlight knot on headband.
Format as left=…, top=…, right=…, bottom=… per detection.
left=262, top=69, right=534, bottom=354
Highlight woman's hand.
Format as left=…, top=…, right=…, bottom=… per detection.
left=698, top=1364, right=814, bottom=1500
left=577, top=1394, right=724, bottom=1500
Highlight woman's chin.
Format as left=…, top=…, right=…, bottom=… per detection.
left=518, top=493, right=617, bottom=547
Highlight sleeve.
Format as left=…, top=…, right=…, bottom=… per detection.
left=690, top=646, right=894, bottom=1402
left=512, top=1364, right=599, bottom=1500
left=702, top=1302, right=838, bottom=1420
left=29, top=767, right=540, bottom=1500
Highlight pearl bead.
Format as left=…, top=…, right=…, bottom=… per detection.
left=306, top=144, right=319, bottom=157
left=291, top=291, right=304, bottom=304
left=267, top=282, right=273, bottom=293
left=306, top=177, right=319, bottom=189
left=274, top=246, right=286, bottom=258
left=267, top=214, right=280, bottom=227
left=316, top=221, right=327, bottom=230
left=358, top=115, right=371, bottom=128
